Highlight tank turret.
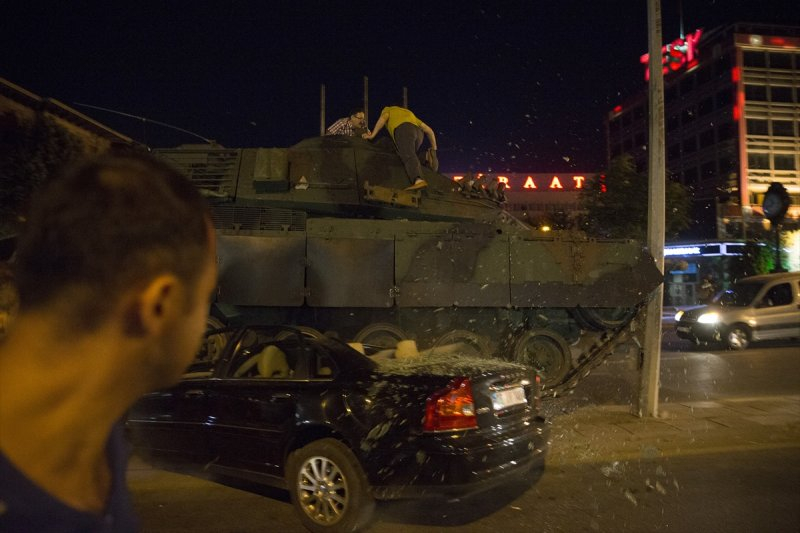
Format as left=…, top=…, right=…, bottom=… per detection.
left=156, top=136, right=662, bottom=393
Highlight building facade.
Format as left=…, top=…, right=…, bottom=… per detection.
left=607, top=23, right=799, bottom=240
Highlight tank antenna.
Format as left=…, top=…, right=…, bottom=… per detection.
left=73, top=102, right=215, bottom=144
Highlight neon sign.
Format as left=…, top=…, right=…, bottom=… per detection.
left=451, top=173, right=588, bottom=191
left=640, top=29, right=702, bottom=80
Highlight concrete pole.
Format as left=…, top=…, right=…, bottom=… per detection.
left=320, top=84, right=326, bottom=136
left=639, top=0, right=666, bottom=418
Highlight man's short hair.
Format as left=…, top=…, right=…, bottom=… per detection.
left=350, top=108, right=365, bottom=117
left=14, top=151, right=212, bottom=331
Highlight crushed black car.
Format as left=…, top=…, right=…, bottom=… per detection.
left=126, top=325, right=550, bottom=532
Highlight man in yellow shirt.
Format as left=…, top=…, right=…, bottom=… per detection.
left=363, top=105, right=437, bottom=190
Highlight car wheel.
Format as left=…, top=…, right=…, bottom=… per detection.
left=726, top=324, right=751, bottom=350
left=433, top=329, right=491, bottom=357
left=287, top=438, right=375, bottom=533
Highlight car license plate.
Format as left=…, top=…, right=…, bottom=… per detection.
left=676, top=326, right=690, bottom=333
left=491, top=387, right=527, bottom=411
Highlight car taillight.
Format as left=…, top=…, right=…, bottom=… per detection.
left=423, top=377, right=477, bottom=432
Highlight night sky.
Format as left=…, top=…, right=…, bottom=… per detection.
left=2, top=1, right=798, bottom=173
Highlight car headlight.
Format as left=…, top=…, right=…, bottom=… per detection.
left=697, top=312, right=719, bottom=324
left=674, top=310, right=684, bottom=321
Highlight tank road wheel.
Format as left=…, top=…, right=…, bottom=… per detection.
left=287, top=438, right=375, bottom=533
left=276, top=326, right=324, bottom=341
left=725, top=324, right=751, bottom=350
left=512, top=329, right=571, bottom=388
left=353, top=323, right=408, bottom=349
left=572, top=307, right=636, bottom=331
left=434, top=329, right=491, bottom=357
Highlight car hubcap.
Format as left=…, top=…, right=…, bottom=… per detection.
left=729, top=329, right=748, bottom=349
left=298, top=456, right=348, bottom=525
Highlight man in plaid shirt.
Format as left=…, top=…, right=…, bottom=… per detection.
left=325, top=109, right=369, bottom=137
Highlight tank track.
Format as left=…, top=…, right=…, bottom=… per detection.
left=543, top=304, right=647, bottom=398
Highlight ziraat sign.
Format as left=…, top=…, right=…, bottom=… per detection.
left=640, top=29, right=702, bottom=81
left=450, top=172, right=588, bottom=191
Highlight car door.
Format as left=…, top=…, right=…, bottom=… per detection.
left=752, top=281, right=800, bottom=340
left=205, top=339, right=303, bottom=476
left=127, top=352, right=217, bottom=462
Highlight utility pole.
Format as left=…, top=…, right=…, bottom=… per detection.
left=363, top=76, right=369, bottom=126
left=320, top=84, right=326, bottom=136
left=639, top=0, right=666, bottom=418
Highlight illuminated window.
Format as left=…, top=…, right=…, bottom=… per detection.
left=774, top=154, right=796, bottom=170
left=773, top=120, right=795, bottom=137
left=747, top=152, right=769, bottom=169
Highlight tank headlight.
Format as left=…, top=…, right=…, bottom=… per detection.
left=697, top=312, right=719, bottom=324
left=674, top=310, right=684, bottom=321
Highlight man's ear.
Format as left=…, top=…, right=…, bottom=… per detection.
left=128, top=275, right=181, bottom=337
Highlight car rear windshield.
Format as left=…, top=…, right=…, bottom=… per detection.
left=716, top=281, right=765, bottom=307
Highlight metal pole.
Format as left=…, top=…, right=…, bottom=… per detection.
left=320, top=84, right=326, bottom=136
left=639, top=0, right=665, bottom=419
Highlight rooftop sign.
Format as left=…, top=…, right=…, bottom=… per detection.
left=640, top=29, right=703, bottom=80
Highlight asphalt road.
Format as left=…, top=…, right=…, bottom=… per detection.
left=129, top=447, right=800, bottom=532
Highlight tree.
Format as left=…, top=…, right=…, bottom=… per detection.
left=578, top=154, right=691, bottom=240
left=0, top=112, right=84, bottom=235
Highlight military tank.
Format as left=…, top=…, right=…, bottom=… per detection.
left=155, top=135, right=662, bottom=394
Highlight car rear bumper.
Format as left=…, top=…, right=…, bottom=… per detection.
left=367, top=421, right=550, bottom=500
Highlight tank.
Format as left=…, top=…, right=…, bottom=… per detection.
left=155, top=135, right=663, bottom=394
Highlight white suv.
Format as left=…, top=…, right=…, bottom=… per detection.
left=674, top=272, right=800, bottom=350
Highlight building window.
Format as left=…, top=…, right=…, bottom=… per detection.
left=774, top=154, right=797, bottom=170
left=680, top=76, right=695, bottom=95
left=743, top=51, right=767, bottom=68
left=745, top=84, right=768, bottom=102
left=698, top=96, right=714, bottom=116
left=682, top=137, right=697, bottom=153
left=667, top=143, right=681, bottom=160
left=665, top=85, right=679, bottom=104
left=747, top=119, right=769, bottom=135
left=770, top=86, right=794, bottom=103
left=716, top=88, right=732, bottom=109
left=748, top=152, right=770, bottom=169
left=701, top=160, right=717, bottom=181
left=667, top=113, right=680, bottom=132
left=696, top=66, right=713, bottom=85
left=699, top=128, right=715, bottom=148
left=682, top=167, right=698, bottom=186
left=769, top=52, right=793, bottom=69
left=717, top=122, right=735, bottom=141
left=772, top=120, right=795, bottom=137
left=682, top=106, right=696, bottom=125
